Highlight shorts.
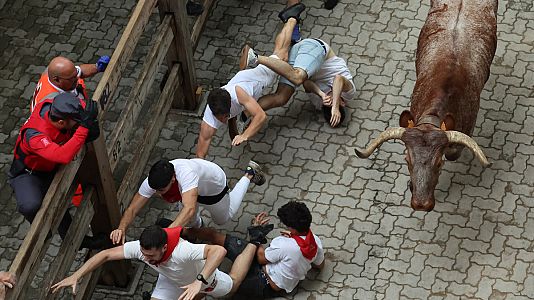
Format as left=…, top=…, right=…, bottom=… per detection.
left=223, top=234, right=279, bottom=299
left=151, top=270, right=233, bottom=300
left=279, top=38, right=328, bottom=88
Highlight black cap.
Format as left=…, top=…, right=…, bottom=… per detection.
left=50, top=93, right=81, bottom=120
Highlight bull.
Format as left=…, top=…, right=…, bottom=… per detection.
left=355, top=0, right=498, bottom=211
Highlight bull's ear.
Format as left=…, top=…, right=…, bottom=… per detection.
left=399, top=110, right=414, bottom=128
left=442, top=114, right=455, bottom=130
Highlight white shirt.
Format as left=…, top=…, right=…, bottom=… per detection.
left=123, top=239, right=206, bottom=286
left=309, top=55, right=355, bottom=101
left=202, top=69, right=269, bottom=129
left=138, top=158, right=226, bottom=198
left=264, top=234, right=324, bottom=293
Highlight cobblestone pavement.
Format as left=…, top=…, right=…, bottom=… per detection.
left=1, top=0, right=534, bottom=299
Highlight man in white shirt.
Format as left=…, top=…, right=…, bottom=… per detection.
left=195, top=2, right=306, bottom=159
left=187, top=201, right=325, bottom=298
left=51, top=225, right=232, bottom=300
left=109, top=158, right=266, bottom=245
left=243, top=20, right=355, bottom=128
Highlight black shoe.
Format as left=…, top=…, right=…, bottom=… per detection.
left=142, top=291, right=151, bottom=300
left=80, top=233, right=113, bottom=250
left=247, top=224, right=273, bottom=245
left=278, top=3, right=306, bottom=23
left=324, top=0, right=339, bottom=10
left=186, top=0, right=204, bottom=16
left=155, top=218, right=173, bottom=228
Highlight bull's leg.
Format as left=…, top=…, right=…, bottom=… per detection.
left=444, top=145, right=464, bottom=161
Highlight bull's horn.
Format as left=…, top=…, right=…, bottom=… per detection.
left=355, top=127, right=406, bottom=158
left=445, top=131, right=491, bottom=167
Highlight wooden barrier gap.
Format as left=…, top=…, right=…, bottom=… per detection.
left=43, top=187, right=96, bottom=300
left=159, top=0, right=198, bottom=110
left=117, top=64, right=182, bottom=210
left=108, top=15, right=174, bottom=171
left=191, top=0, right=215, bottom=51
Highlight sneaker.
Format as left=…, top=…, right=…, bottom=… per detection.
left=239, top=44, right=258, bottom=70
left=278, top=3, right=306, bottom=23
left=291, top=24, right=302, bottom=45
left=186, top=0, right=204, bottom=16
left=245, top=160, right=266, bottom=186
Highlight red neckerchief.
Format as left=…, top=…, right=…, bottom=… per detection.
left=154, top=227, right=183, bottom=266
left=291, top=230, right=318, bottom=260
left=161, top=180, right=182, bottom=203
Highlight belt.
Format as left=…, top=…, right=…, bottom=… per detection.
left=312, top=38, right=328, bottom=55
left=197, top=185, right=229, bottom=205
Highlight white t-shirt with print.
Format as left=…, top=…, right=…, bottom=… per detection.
left=138, top=158, right=226, bottom=197
left=309, top=55, right=356, bottom=102
left=264, top=233, right=325, bottom=293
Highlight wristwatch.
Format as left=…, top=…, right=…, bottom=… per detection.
left=196, top=273, right=208, bottom=285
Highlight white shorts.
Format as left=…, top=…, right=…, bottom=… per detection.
left=151, top=270, right=233, bottom=299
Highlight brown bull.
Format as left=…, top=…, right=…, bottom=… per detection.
left=356, top=0, right=498, bottom=211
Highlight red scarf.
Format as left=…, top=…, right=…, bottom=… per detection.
left=291, top=230, right=318, bottom=260
left=161, top=181, right=182, bottom=203
left=155, top=227, right=182, bottom=266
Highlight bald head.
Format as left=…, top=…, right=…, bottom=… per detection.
left=48, top=56, right=78, bottom=91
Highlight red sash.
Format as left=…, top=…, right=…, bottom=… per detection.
left=161, top=180, right=182, bottom=203
left=155, top=226, right=183, bottom=266
left=291, top=230, right=318, bottom=260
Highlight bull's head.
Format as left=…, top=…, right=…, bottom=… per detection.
left=355, top=111, right=490, bottom=211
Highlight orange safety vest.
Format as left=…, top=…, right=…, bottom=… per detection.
left=30, top=69, right=89, bottom=206
left=31, top=70, right=88, bottom=112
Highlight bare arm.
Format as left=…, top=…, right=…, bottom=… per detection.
left=78, top=64, right=99, bottom=78
left=170, top=188, right=198, bottom=228
left=110, top=193, right=149, bottom=244
left=178, top=244, right=227, bottom=300
left=303, top=80, right=326, bottom=98
left=329, top=74, right=353, bottom=127
left=51, top=246, right=125, bottom=294
left=232, top=86, right=266, bottom=146
left=196, top=121, right=217, bottom=159
left=255, top=245, right=271, bottom=265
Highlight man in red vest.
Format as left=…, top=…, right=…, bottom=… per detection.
left=185, top=201, right=325, bottom=298
left=8, top=93, right=103, bottom=247
left=30, top=55, right=109, bottom=112
left=51, top=225, right=235, bottom=299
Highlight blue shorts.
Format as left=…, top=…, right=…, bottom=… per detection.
left=279, top=38, right=328, bottom=88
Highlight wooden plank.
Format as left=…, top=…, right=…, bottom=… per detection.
left=74, top=260, right=103, bottom=300
left=190, top=0, right=215, bottom=51
left=117, top=64, right=182, bottom=209
left=107, top=15, right=174, bottom=171
left=42, top=187, right=95, bottom=300
left=6, top=151, right=85, bottom=300
left=158, top=0, right=198, bottom=110
left=91, top=0, right=158, bottom=115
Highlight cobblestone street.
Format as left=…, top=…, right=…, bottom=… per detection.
left=1, top=0, right=534, bottom=299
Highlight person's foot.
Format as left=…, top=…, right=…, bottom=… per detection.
left=186, top=0, right=204, bottom=16
left=245, top=160, right=266, bottom=186
left=324, top=0, right=339, bottom=10
left=278, top=3, right=306, bottom=23
left=291, top=24, right=302, bottom=45
left=239, top=44, right=258, bottom=70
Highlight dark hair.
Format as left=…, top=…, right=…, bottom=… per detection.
left=49, top=113, right=63, bottom=122
left=207, top=88, right=231, bottom=116
left=277, top=201, right=312, bottom=233
left=322, top=105, right=346, bottom=128
left=140, top=225, right=167, bottom=249
left=148, top=160, right=174, bottom=190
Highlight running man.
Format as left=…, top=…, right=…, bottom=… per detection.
left=110, top=159, right=265, bottom=245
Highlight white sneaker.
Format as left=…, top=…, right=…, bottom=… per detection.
left=239, top=44, right=258, bottom=70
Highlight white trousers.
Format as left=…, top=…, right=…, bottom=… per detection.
left=151, top=270, right=233, bottom=299
left=179, top=176, right=251, bottom=227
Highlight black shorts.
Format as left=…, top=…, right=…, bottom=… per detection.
left=223, top=234, right=280, bottom=299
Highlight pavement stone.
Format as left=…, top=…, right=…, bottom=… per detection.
left=1, top=0, right=534, bottom=299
